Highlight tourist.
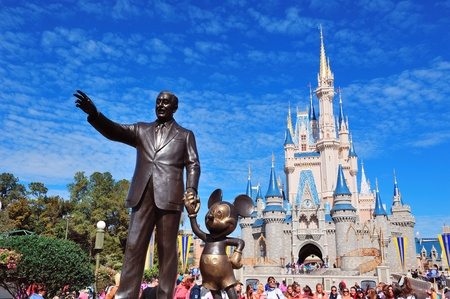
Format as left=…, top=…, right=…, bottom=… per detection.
left=245, top=284, right=255, bottom=299
left=383, top=285, right=394, bottom=299
left=315, top=283, right=328, bottom=299
left=341, top=288, right=351, bottom=299
left=292, top=283, right=302, bottom=299
left=30, top=284, right=46, bottom=299
left=355, top=288, right=364, bottom=299
left=254, top=283, right=267, bottom=299
left=329, top=286, right=341, bottom=299
left=142, top=277, right=159, bottom=299
left=265, top=277, right=285, bottom=299
left=365, top=288, right=377, bottom=299
left=376, top=283, right=386, bottom=299
left=285, top=285, right=295, bottom=299
left=349, top=287, right=357, bottom=299
left=302, top=286, right=314, bottom=299
left=235, top=282, right=245, bottom=299
left=397, top=276, right=416, bottom=299
left=105, top=273, right=121, bottom=299
left=443, top=288, right=450, bottom=299
left=174, top=275, right=195, bottom=299
left=280, top=281, right=288, bottom=293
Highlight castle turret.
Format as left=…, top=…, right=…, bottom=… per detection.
left=358, top=161, right=374, bottom=222
left=308, top=84, right=319, bottom=141
left=373, top=179, right=388, bottom=218
left=337, top=89, right=349, bottom=157
left=246, top=165, right=253, bottom=198
left=389, top=172, right=416, bottom=270
left=331, top=164, right=357, bottom=271
left=263, top=155, right=286, bottom=265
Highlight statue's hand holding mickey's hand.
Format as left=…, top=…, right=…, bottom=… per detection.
left=230, top=250, right=243, bottom=269
left=184, top=188, right=200, bottom=218
left=74, top=90, right=98, bottom=117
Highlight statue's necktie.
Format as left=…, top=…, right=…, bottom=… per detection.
left=156, top=123, right=165, bottom=148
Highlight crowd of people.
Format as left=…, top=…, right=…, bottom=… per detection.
left=26, top=270, right=449, bottom=299
left=118, top=275, right=425, bottom=299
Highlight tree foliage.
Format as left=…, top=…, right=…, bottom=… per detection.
left=0, top=171, right=161, bottom=289
left=0, top=235, right=93, bottom=298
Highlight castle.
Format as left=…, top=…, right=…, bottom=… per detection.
left=239, top=29, right=416, bottom=276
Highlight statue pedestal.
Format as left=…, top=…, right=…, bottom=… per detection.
left=376, top=264, right=390, bottom=283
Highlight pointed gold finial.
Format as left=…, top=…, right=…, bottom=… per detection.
left=319, top=24, right=328, bottom=84
left=248, top=163, right=252, bottom=179
left=375, top=178, right=379, bottom=192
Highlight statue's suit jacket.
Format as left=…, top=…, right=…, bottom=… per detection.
left=88, top=113, right=200, bottom=210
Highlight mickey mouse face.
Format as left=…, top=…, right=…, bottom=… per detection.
left=205, top=202, right=237, bottom=238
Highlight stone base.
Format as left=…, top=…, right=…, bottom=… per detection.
left=376, top=264, right=390, bottom=283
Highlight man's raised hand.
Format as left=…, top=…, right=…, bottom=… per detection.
left=74, top=90, right=98, bottom=117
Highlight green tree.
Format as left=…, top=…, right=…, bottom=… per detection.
left=0, top=235, right=93, bottom=298
left=0, top=173, right=26, bottom=208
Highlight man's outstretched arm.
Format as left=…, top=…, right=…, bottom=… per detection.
left=74, top=90, right=137, bottom=147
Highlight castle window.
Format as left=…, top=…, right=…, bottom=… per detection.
left=301, top=135, right=306, bottom=141
left=301, top=144, right=306, bottom=151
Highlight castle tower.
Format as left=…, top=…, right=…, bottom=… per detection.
left=262, top=155, right=286, bottom=266
left=315, top=27, right=340, bottom=205
left=331, top=164, right=357, bottom=271
left=389, top=172, right=416, bottom=270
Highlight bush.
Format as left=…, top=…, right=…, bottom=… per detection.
left=0, top=235, right=93, bottom=298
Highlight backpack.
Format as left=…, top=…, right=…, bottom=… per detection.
left=190, top=285, right=201, bottom=299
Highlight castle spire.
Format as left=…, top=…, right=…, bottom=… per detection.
left=266, top=154, right=282, bottom=198
left=287, top=102, right=294, bottom=138
left=308, top=83, right=317, bottom=121
left=319, top=25, right=328, bottom=84
left=392, top=169, right=403, bottom=206
left=360, top=161, right=371, bottom=195
left=338, top=87, right=345, bottom=130
left=349, top=135, right=357, bottom=157
left=373, top=179, right=388, bottom=216
left=246, top=164, right=253, bottom=198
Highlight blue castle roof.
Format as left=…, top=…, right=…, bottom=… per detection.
left=266, top=161, right=282, bottom=198
left=284, top=215, right=292, bottom=224
left=330, top=203, right=356, bottom=212
left=284, top=128, right=294, bottom=145
left=373, top=186, right=388, bottom=216
left=349, top=139, right=357, bottom=157
left=252, top=218, right=264, bottom=228
left=263, top=205, right=285, bottom=213
left=334, top=164, right=352, bottom=196
left=294, top=152, right=320, bottom=158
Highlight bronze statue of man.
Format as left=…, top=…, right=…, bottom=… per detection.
left=75, top=90, right=200, bottom=299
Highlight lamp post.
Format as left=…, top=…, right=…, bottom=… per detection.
left=94, top=221, right=106, bottom=299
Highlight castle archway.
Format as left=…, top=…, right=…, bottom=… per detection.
left=297, top=243, right=323, bottom=265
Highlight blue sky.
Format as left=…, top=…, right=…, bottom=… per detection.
left=1, top=0, right=449, bottom=237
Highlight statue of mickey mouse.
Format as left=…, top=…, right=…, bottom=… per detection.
left=184, top=189, right=253, bottom=299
